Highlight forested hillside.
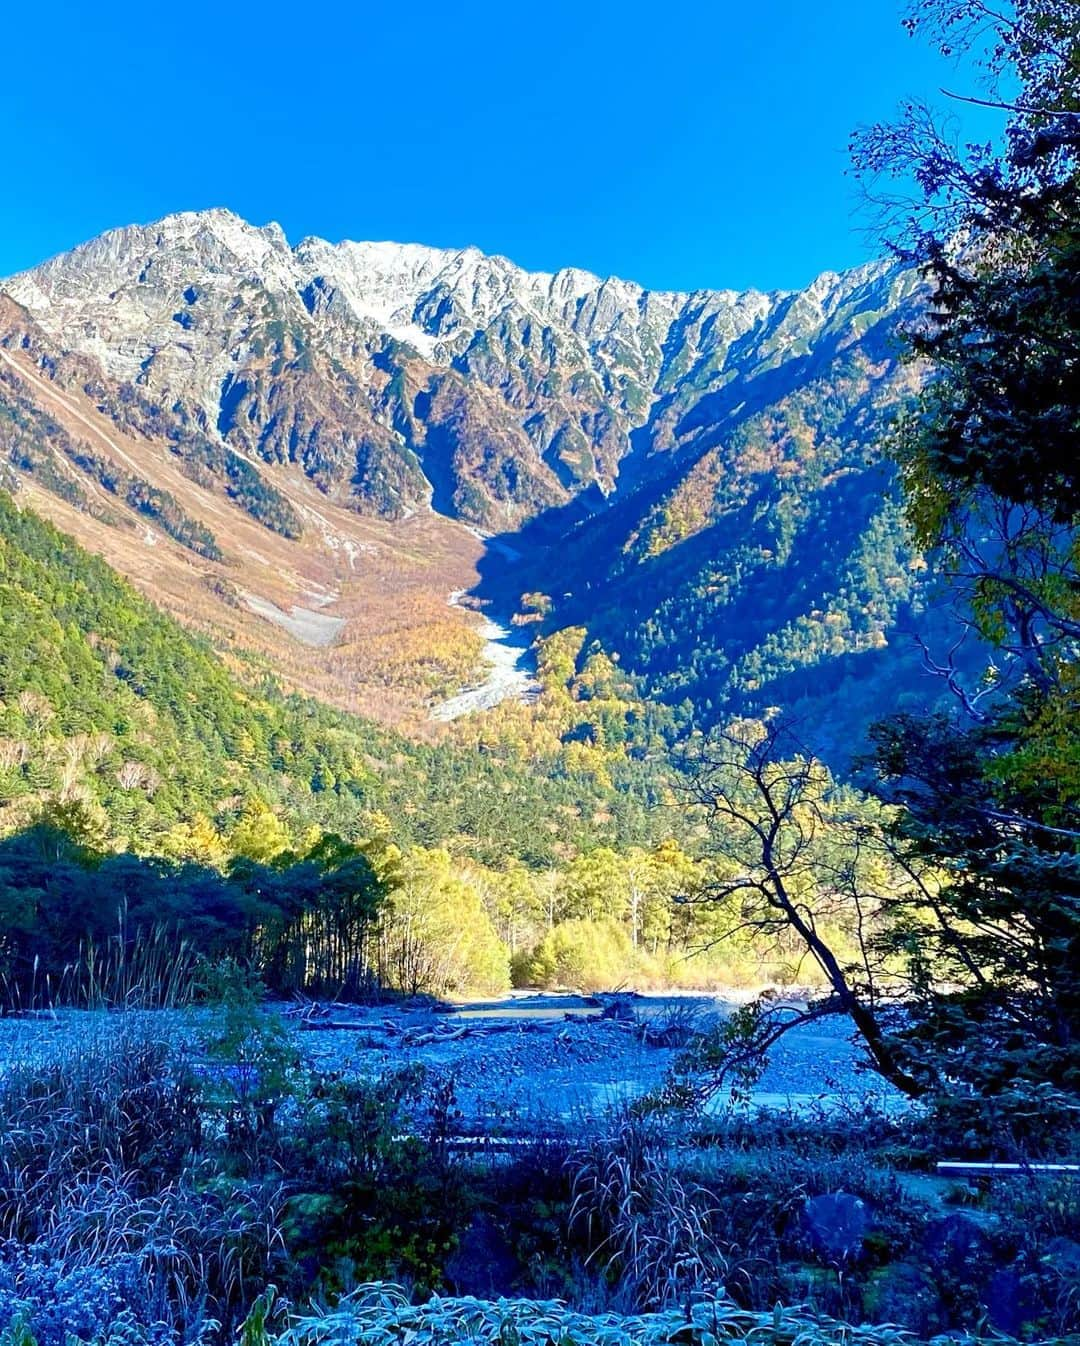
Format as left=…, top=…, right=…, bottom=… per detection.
left=490, top=273, right=951, bottom=758
left=2, top=481, right=911, bottom=1003
left=0, top=488, right=719, bottom=997
left=0, top=488, right=670, bottom=861
left=0, top=209, right=974, bottom=1001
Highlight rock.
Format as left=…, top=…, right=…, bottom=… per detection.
left=984, top=1267, right=1039, bottom=1337
left=801, top=1192, right=873, bottom=1260
left=864, top=1261, right=944, bottom=1336
left=598, top=993, right=638, bottom=1022
left=922, top=1213, right=993, bottom=1278
left=444, top=1215, right=520, bottom=1297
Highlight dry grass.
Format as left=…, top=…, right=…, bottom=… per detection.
left=1, top=924, right=201, bottom=1014
left=0, top=1014, right=283, bottom=1336
left=58, top=925, right=200, bottom=1011
left=43, top=1164, right=285, bottom=1330
left=569, top=1113, right=729, bottom=1308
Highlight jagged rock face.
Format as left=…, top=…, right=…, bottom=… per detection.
left=2, top=209, right=922, bottom=530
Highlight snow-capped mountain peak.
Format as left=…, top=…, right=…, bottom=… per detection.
left=2, top=209, right=919, bottom=531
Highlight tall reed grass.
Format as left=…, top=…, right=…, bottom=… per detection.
left=1, top=917, right=199, bottom=1013
left=0, top=1016, right=283, bottom=1340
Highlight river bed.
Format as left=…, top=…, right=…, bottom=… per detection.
left=0, top=994, right=903, bottom=1132
left=430, top=589, right=539, bottom=721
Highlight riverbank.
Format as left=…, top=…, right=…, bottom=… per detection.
left=287, top=991, right=900, bottom=1124
left=0, top=992, right=894, bottom=1125
left=1, top=997, right=1075, bottom=1342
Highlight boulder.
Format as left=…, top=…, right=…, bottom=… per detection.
left=864, top=1260, right=944, bottom=1336
left=801, top=1191, right=873, bottom=1260
left=922, top=1212, right=993, bottom=1278
left=984, top=1267, right=1039, bottom=1337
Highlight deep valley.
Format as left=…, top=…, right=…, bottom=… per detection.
left=2, top=7, right=1079, bottom=1334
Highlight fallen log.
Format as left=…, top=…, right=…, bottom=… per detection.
left=937, top=1161, right=1080, bottom=1176
left=401, top=1025, right=470, bottom=1047
left=297, top=1014, right=583, bottom=1041
left=297, top=1020, right=378, bottom=1032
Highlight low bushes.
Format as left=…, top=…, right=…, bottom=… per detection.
left=0, top=1018, right=201, bottom=1244
left=0, top=1009, right=487, bottom=1342
left=566, top=1106, right=1080, bottom=1339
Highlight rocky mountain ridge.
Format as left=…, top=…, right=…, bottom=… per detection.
left=3, top=209, right=921, bottom=531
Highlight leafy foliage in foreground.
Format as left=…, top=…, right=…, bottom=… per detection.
left=245, top=1282, right=1074, bottom=1346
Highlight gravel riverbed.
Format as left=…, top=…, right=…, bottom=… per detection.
left=286, top=993, right=903, bottom=1128
left=0, top=994, right=902, bottom=1132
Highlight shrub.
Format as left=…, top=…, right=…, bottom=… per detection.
left=529, top=920, right=631, bottom=992
left=196, top=995, right=301, bottom=1170
left=570, top=1113, right=728, bottom=1308
left=279, top=1067, right=469, bottom=1296
left=0, top=1015, right=285, bottom=1340
left=0, top=1246, right=172, bottom=1346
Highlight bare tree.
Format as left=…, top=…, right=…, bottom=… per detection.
left=675, top=720, right=925, bottom=1099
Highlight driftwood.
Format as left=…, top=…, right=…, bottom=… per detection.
left=297, top=1020, right=380, bottom=1032
left=294, top=1012, right=611, bottom=1045
left=399, top=1025, right=468, bottom=1047
left=287, top=998, right=702, bottom=1059
left=443, top=995, right=601, bottom=1014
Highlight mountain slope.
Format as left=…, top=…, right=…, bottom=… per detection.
left=0, top=489, right=664, bottom=863
left=0, top=293, right=490, bottom=726
left=0, top=210, right=937, bottom=745
left=476, top=263, right=935, bottom=757
left=4, top=210, right=921, bottom=529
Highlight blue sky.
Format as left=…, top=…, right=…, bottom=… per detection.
left=3, top=0, right=1002, bottom=292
